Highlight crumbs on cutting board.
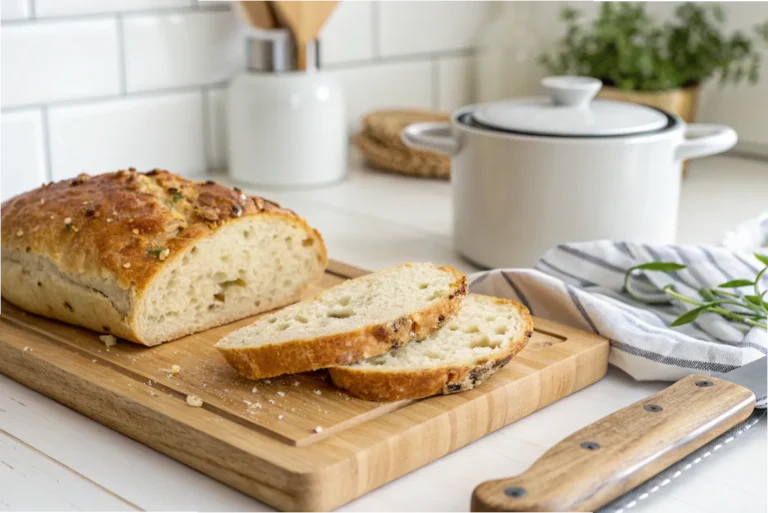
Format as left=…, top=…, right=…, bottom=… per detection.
left=268, top=399, right=275, bottom=405
left=99, top=334, right=117, bottom=348
left=313, top=389, right=322, bottom=396
left=277, top=415, right=284, bottom=420
left=252, top=386, right=258, bottom=393
left=244, top=400, right=262, bottom=412
left=186, top=395, right=203, bottom=407
left=23, top=346, right=30, bottom=352
left=277, top=391, right=285, bottom=397
left=293, top=380, right=300, bottom=386
left=314, top=426, right=323, bottom=433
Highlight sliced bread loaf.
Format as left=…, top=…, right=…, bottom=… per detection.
left=215, top=263, right=467, bottom=379
left=328, top=294, right=533, bottom=401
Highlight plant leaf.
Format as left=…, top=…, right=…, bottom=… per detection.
left=717, top=279, right=754, bottom=288
left=634, top=262, right=687, bottom=272
left=670, top=305, right=708, bottom=327
left=754, top=253, right=768, bottom=267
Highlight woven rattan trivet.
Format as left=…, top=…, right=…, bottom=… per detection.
left=357, top=109, right=451, bottom=179
left=355, top=133, right=450, bottom=179
left=362, top=109, right=450, bottom=151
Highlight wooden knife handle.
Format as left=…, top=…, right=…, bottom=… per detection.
left=471, top=374, right=755, bottom=512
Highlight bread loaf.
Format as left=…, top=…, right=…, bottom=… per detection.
left=1, top=169, right=327, bottom=346
left=215, top=263, right=467, bottom=379
left=329, top=294, right=533, bottom=401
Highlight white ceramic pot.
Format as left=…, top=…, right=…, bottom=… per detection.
left=402, top=76, right=738, bottom=269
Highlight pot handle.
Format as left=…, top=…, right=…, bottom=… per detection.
left=675, top=124, right=737, bottom=161
left=401, top=122, right=460, bottom=156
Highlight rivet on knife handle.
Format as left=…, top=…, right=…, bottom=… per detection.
left=470, top=374, right=756, bottom=512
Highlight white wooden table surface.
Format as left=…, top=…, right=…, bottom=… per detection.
left=1, top=153, right=767, bottom=512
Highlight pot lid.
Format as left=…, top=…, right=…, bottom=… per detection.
left=472, top=76, right=669, bottom=137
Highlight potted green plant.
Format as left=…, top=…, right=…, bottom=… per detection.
left=540, top=2, right=768, bottom=124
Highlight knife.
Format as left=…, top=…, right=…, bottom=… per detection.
left=471, top=356, right=767, bottom=512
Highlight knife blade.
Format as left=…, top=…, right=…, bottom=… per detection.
left=471, top=356, right=766, bottom=512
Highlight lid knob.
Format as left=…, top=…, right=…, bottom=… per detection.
left=541, top=76, right=602, bottom=107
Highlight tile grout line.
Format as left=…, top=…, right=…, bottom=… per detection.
left=0, top=3, right=229, bottom=25
left=0, top=428, right=144, bottom=511
left=116, top=14, right=128, bottom=95
left=40, top=106, right=54, bottom=183
left=1, top=82, right=228, bottom=114
left=325, top=47, right=475, bottom=71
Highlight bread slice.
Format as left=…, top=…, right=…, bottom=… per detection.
left=329, top=294, right=533, bottom=401
left=215, top=263, right=467, bottom=379
left=1, top=169, right=327, bottom=346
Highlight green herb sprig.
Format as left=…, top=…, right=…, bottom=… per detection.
left=624, top=254, right=768, bottom=329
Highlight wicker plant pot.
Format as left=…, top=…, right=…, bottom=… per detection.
left=597, top=86, right=700, bottom=176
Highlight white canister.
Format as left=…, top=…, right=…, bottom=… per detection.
left=228, top=30, right=346, bottom=187
left=403, top=76, right=738, bottom=269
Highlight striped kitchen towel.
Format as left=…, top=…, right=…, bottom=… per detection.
left=468, top=242, right=767, bottom=408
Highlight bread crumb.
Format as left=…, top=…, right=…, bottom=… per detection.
left=16, top=229, right=24, bottom=237
left=132, top=228, right=139, bottom=235
left=186, top=395, right=203, bottom=407
left=150, top=391, right=157, bottom=397
left=99, top=334, right=117, bottom=347
left=106, top=218, right=113, bottom=223
left=314, top=389, right=322, bottom=396
left=252, top=387, right=258, bottom=393
left=264, top=379, right=271, bottom=384
left=277, top=415, right=284, bottom=420
left=123, top=263, right=131, bottom=269
left=277, top=391, right=285, bottom=397
left=147, top=380, right=154, bottom=386
left=91, top=359, right=97, bottom=363
left=64, top=217, right=72, bottom=224
left=293, top=380, right=300, bottom=387
left=244, top=400, right=262, bottom=410
left=158, top=248, right=170, bottom=261
left=23, top=346, right=30, bottom=352
left=268, top=399, right=275, bottom=405
left=170, top=364, right=181, bottom=375
left=314, top=426, right=323, bottom=433
left=345, top=396, right=350, bottom=401
left=202, top=383, right=207, bottom=388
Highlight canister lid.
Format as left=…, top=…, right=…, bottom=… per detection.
left=471, top=76, right=669, bottom=137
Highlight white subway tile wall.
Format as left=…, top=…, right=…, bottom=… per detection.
left=1, top=0, right=488, bottom=200
left=0, top=110, right=47, bottom=199
left=34, top=0, right=193, bottom=17
left=1, top=0, right=30, bottom=21
left=1, top=19, right=121, bottom=108
left=48, top=91, right=206, bottom=180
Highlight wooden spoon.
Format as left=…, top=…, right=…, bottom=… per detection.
left=270, top=1, right=339, bottom=70
left=239, top=1, right=277, bottom=30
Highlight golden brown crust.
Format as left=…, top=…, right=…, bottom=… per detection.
left=1, top=169, right=328, bottom=345
left=328, top=298, right=533, bottom=402
left=1, top=169, right=311, bottom=293
left=216, top=266, right=468, bottom=379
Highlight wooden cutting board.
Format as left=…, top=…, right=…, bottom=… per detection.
left=0, top=260, right=609, bottom=511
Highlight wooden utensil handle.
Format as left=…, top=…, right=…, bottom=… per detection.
left=471, top=374, right=755, bottom=512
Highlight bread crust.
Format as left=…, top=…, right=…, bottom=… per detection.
left=216, top=265, right=468, bottom=379
left=1, top=169, right=327, bottom=345
left=328, top=297, right=533, bottom=402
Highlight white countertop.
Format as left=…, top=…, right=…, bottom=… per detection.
left=2, top=153, right=767, bottom=512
